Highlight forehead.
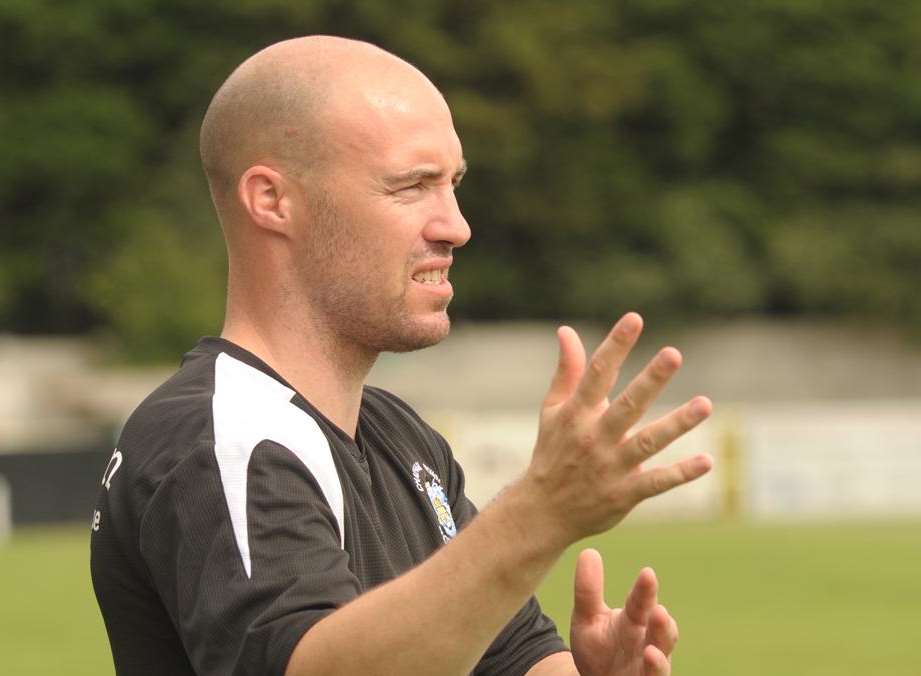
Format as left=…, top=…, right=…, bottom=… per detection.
left=323, top=75, right=463, bottom=174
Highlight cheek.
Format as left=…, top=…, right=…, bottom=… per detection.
left=345, top=236, right=409, bottom=297
left=374, top=228, right=418, bottom=277
left=337, top=201, right=420, bottom=284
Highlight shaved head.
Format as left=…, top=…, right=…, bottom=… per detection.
left=206, top=35, right=469, bottom=360
left=200, top=35, right=439, bottom=221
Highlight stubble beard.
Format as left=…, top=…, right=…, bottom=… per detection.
left=313, top=268, right=452, bottom=355
left=304, top=197, right=453, bottom=356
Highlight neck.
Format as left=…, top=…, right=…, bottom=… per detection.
left=221, top=277, right=377, bottom=439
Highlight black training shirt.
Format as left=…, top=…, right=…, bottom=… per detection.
left=90, top=337, right=566, bottom=675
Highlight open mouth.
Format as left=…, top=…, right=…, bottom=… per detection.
left=411, top=268, right=448, bottom=285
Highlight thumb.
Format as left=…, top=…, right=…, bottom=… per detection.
left=544, top=326, right=586, bottom=408
left=572, top=548, right=607, bottom=623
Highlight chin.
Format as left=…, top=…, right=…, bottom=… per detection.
left=382, top=311, right=451, bottom=353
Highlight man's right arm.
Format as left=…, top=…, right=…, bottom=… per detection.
left=285, top=314, right=713, bottom=676
left=287, top=478, right=570, bottom=675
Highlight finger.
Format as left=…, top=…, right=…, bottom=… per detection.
left=643, top=645, right=671, bottom=676
left=646, top=605, right=679, bottom=656
left=599, top=346, right=682, bottom=441
left=572, top=548, right=606, bottom=622
left=619, top=396, right=712, bottom=467
left=543, top=326, right=586, bottom=408
left=574, top=312, right=643, bottom=408
left=633, top=453, right=714, bottom=502
left=623, top=566, right=658, bottom=625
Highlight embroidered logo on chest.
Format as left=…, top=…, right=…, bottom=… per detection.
left=411, top=461, right=457, bottom=542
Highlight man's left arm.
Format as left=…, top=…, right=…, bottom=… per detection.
left=527, top=549, right=680, bottom=676
left=526, top=652, right=578, bottom=675
left=425, top=403, right=680, bottom=676
left=435, top=436, right=568, bottom=675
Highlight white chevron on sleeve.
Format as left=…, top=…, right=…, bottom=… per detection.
left=211, top=352, right=345, bottom=578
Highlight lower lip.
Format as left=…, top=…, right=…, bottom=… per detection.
left=411, top=278, right=453, bottom=297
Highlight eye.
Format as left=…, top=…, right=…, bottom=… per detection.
left=402, top=182, right=425, bottom=192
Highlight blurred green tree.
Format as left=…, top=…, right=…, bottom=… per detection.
left=2, top=0, right=920, bottom=359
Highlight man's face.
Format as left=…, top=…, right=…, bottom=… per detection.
left=294, top=80, right=470, bottom=355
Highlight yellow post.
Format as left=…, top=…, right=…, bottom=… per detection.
left=719, top=416, right=744, bottom=520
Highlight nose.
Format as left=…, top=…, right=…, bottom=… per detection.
left=424, top=188, right=471, bottom=248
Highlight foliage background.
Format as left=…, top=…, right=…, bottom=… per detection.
left=3, top=0, right=921, bottom=359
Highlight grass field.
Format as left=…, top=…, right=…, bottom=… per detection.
left=2, top=521, right=919, bottom=675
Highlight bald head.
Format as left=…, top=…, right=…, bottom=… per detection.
left=199, top=36, right=446, bottom=224
left=207, top=36, right=469, bottom=360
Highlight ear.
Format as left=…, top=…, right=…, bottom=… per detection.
left=237, top=165, right=293, bottom=235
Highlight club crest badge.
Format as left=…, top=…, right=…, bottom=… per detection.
left=412, top=461, right=457, bottom=542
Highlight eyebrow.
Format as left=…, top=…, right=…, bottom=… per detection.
left=384, top=158, right=468, bottom=187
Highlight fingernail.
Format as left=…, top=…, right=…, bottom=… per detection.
left=692, top=397, right=711, bottom=417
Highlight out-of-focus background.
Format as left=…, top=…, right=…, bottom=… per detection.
left=2, top=1, right=920, bottom=674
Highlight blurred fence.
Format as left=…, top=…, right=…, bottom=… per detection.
left=0, top=444, right=111, bottom=526
left=434, top=401, right=921, bottom=521
left=0, top=475, right=10, bottom=541
left=2, top=324, right=919, bottom=527
left=0, top=403, right=916, bottom=527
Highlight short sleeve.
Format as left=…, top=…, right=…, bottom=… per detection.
left=139, top=440, right=361, bottom=676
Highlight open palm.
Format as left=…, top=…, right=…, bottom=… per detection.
left=570, top=550, right=678, bottom=676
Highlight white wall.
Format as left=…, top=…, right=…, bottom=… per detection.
left=424, top=401, right=921, bottom=521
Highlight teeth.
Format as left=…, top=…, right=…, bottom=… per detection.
left=413, top=269, right=447, bottom=284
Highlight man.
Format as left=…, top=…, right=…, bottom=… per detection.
left=91, top=36, right=713, bottom=676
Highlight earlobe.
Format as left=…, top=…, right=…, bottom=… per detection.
left=238, top=165, right=290, bottom=235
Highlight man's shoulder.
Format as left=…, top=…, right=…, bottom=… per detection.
left=360, top=385, right=454, bottom=464
left=361, top=385, right=435, bottom=436
left=117, top=343, right=221, bottom=483
left=361, top=384, right=418, bottom=417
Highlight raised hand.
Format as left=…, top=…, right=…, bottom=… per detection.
left=570, top=549, right=678, bottom=676
left=524, top=312, right=712, bottom=545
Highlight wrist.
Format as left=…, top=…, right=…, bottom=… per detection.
left=492, top=477, right=573, bottom=565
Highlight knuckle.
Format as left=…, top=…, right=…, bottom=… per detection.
left=575, top=431, right=596, bottom=451
left=608, top=479, right=636, bottom=506
left=682, top=404, right=701, bottom=428
left=587, top=355, right=608, bottom=380
left=603, top=488, right=628, bottom=513
left=649, top=361, right=669, bottom=383
left=650, top=354, right=680, bottom=385
left=618, top=388, right=640, bottom=416
left=635, top=431, right=658, bottom=457
left=649, top=471, right=668, bottom=496
left=555, top=402, right=577, bottom=425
